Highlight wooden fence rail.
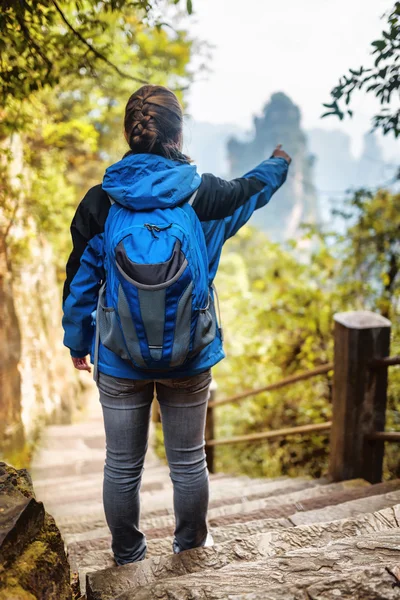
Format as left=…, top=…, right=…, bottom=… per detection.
left=206, top=422, right=332, bottom=447
left=369, top=356, right=400, bottom=368
left=366, top=431, right=400, bottom=442
left=205, top=310, right=399, bottom=482
left=208, top=363, right=334, bottom=408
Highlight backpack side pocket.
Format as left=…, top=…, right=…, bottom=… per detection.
left=190, top=291, right=217, bottom=358
left=97, top=284, right=130, bottom=361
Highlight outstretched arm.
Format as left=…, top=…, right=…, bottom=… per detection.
left=191, top=145, right=291, bottom=235
left=198, top=147, right=291, bottom=280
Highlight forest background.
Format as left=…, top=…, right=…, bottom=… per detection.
left=0, top=0, right=399, bottom=479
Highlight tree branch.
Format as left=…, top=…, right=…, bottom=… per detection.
left=16, top=14, right=53, bottom=75
left=51, top=0, right=149, bottom=85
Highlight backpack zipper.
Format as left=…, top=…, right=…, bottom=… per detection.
left=144, top=223, right=172, bottom=238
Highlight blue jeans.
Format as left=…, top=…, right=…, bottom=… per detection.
left=97, top=369, right=212, bottom=565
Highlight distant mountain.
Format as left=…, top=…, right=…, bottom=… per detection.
left=227, top=93, right=318, bottom=241
left=306, top=129, right=356, bottom=194
left=184, top=104, right=398, bottom=239
left=307, top=129, right=397, bottom=222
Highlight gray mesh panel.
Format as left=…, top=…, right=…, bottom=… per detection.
left=170, top=282, right=193, bottom=367
left=97, top=285, right=130, bottom=361
left=117, top=286, right=147, bottom=368
left=192, top=292, right=217, bottom=356
left=138, top=289, right=166, bottom=361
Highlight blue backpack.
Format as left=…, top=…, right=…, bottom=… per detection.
left=94, top=193, right=219, bottom=376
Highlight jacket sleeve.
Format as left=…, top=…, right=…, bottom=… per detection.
left=62, top=235, right=105, bottom=357
left=191, top=156, right=289, bottom=233
left=62, top=188, right=108, bottom=358
left=198, top=157, right=289, bottom=281
left=220, top=157, right=289, bottom=240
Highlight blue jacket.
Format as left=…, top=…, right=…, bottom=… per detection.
left=62, top=152, right=289, bottom=379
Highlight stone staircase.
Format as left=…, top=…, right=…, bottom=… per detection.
left=31, top=391, right=400, bottom=599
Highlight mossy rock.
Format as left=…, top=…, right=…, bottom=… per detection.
left=0, top=514, right=71, bottom=599
left=0, top=462, right=34, bottom=500
left=0, top=584, right=37, bottom=600
left=0, top=464, right=71, bottom=600
left=0, top=495, right=45, bottom=567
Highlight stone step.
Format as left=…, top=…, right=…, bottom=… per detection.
left=32, top=468, right=250, bottom=492
left=64, top=479, right=359, bottom=549
left=36, top=475, right=306, bottom=512
left=210, top=476, right=321, bottom=503
left=54, top=477, right=323, bottom=532
left=34, top=475, right=165, bottom=504
left=32, top=464, right=170, bottom=490
left=31, top=459, right=108, bottom=481
left=66, top=513, right=291, bottom=561
left=135, top=478, right=368, bottom=534
left=36, top=419, right=104, bottom=439
left=207, top=479, right=400, bottom=528
left=66, top=479, right=344, bottom=591
left=203, top=565, right=400, bottom=600
left=36, top=482, right=167, bottom=512
left=290, top=487, right=400, bottom=526
left=78, top=502, right=400, bottom=597
left=114, top=531, right=400, bottom=600
left=69, top=518, right=292, bottom=592
left=86, top=520, right=400, bottom=600
left=35, top=430, right=105, bottom=450
left=59, top=517, right=109, bottom=536
left=60, top=478, right=398, bottom=542
left=46, top=476, right=319, bottom=521
left=33, top=472, right=269, bottom=511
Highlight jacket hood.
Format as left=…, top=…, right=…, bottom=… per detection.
left=102, top=153, right=201, bottom=210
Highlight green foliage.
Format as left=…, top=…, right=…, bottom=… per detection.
left=0, top=0, right=194, bottom=275
left=323, top=2, right=400, bottom=137
left=213, top=189, right=400, bottom=479
left=331, top=189, right=400, bottom=318
left=0, top=0, right=194, bottom=103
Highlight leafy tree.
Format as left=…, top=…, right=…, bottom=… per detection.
left=0, top=0, right=194, bottom=273
left=323, top=2, right=400, bottom=137
left=330, top=188, right=399, bottom=319
left=0, top=0, right=194, bottom=103
left=212, top=188, right=400, bottom=479
left=0, top=0, right=195, bottom=464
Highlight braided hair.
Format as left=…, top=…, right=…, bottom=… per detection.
left=124, top=85, right=190, bottom=162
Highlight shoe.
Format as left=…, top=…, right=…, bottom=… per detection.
left=172, top=538, right=181, bottom=554
left=172, top=531, right=214, bottom=554
left=203, top=532, right=214, bottom=547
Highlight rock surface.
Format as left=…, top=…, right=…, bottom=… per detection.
left=30, top=388, right=400, bottom=600
left=0, top=463, right=71, bottom=600
left=86, top=508, right=400, bottom=600
left=228, top=565, right=400, bottom=600
left=112, top=532, right=400, bottom=600
left=0, top=134, right=84, bottom=463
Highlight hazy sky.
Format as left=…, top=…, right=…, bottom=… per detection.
left=185, top=0, right=398, bottom=159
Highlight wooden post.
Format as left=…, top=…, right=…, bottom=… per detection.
left=329, top=311, right=391, bottom=483
left=205, top=379, right=217, bottom=473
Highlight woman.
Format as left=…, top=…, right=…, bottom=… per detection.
left=62, top=84, right=291, bottom=566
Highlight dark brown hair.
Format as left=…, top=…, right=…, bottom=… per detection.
left=124, top=85, right=189, bottom=162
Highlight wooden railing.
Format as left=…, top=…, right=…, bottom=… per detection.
left=205, top=310, right=400, bottom=484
